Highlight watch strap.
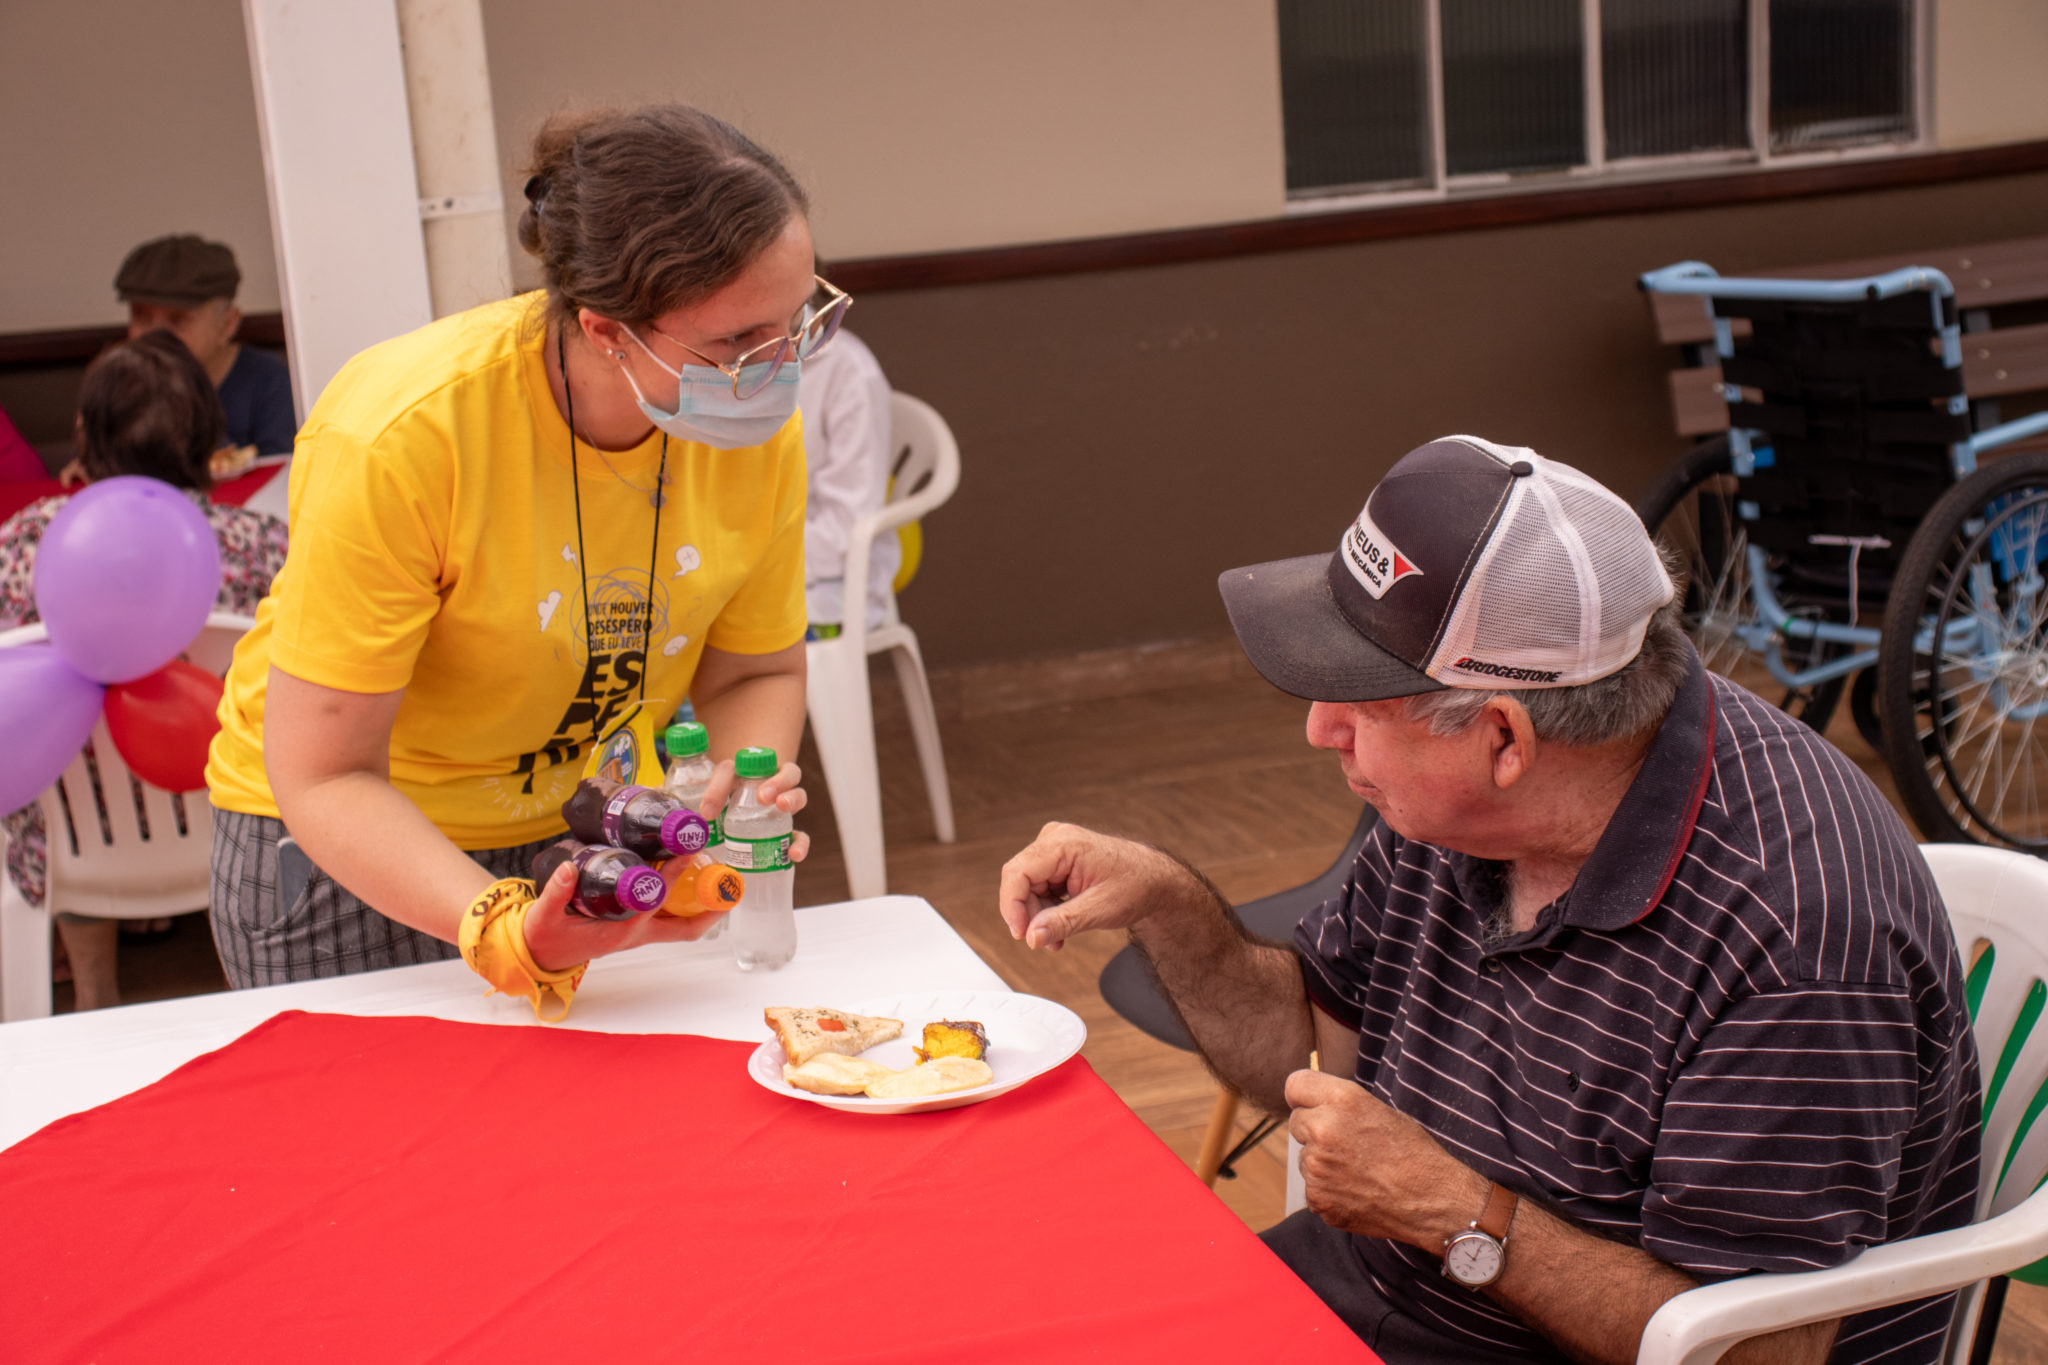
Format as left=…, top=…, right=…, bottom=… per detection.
left=1477, top=1182, right=1518, bottom=1242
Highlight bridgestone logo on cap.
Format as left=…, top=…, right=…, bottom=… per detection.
left=1453, top=657, right=1563, bottom=683
left=1342, top=507, right=1423, bottom=600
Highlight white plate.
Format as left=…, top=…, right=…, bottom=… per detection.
left=746, top=990, right=1087, bottom=1115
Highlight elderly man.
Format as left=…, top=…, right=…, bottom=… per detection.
left=114, top=234, right=296, bottom=456
left=1000, top=437, right=1980, bottom=1365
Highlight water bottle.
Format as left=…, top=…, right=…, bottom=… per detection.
left=530, top=840, right=667, bottom=921
left=723, top=746, right=796, bottom=971
left=662, top=722, right=719, bottom=845
left=562, top=777, right=710, bottom=862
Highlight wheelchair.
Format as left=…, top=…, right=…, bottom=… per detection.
left=1637, top=261, right=2048, bottom=853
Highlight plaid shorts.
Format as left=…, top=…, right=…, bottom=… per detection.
left=208, top=807, right=559, bottom=989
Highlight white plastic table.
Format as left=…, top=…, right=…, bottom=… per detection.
left=0, top=895, right=1005, bottom=1151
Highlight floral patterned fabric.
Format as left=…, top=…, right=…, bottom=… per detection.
left=1, top=490, right=287, bottom=907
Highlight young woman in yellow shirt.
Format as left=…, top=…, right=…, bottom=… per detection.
left=207, top=104, right=839, bottom=1011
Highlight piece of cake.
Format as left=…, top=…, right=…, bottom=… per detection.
left=912, top=1019, right=988, bottom=1064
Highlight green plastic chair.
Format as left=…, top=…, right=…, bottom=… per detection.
left=1637, top=844, right=2048, bottom=1365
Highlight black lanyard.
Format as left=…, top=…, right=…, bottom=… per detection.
left=559, top=324, right=668, bottom=746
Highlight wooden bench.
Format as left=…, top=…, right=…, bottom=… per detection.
left=1648, top=235, right=2048, bottom=449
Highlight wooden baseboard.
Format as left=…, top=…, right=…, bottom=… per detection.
left=868, top=632, right=1263, bottom=725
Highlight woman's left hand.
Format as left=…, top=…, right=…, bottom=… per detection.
left=696, top=758, right=810, bottom=863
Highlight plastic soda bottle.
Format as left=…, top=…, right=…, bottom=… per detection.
left=653, top=852, right=746, bottom=918
left=530, top=840, right=668, bottom=921
left=723, top=746, right=796, bottom=971
left=563, top=777, right=711, bottom=861
left=662, top=722, right=719, bottom=844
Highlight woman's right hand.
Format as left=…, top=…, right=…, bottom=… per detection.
left=520, top=860, right=731, bottom=972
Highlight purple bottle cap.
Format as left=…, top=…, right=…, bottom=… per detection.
left=618, top=866, right=668, bottom=914
left=659, top=808, right=711, bottom=856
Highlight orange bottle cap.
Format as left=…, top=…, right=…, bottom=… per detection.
left=698, top=865, right=745, bottom=911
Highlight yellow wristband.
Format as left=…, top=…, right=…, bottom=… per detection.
left=458, top=877, right=588, bottom=1023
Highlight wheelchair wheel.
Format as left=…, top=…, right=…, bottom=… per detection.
left=1637, top=437, right=1846, bottom=732
left=1877, top=452, right=2048, bottom=851
left=1848, top=667, right=1885, bottom=752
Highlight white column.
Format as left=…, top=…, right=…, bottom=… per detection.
left=396, top=0, right=512, bottom=320
left=240, top=0, right=434, bottom=419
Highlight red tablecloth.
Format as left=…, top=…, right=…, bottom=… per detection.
left=0, top=1011, right=1374, bottom=1364
left=0, top=463, right=281, bottom=523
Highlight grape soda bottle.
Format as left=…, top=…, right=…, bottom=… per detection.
left=530, top=840, right=668, bottom=921
left=563, top=777, right=710, bottom=861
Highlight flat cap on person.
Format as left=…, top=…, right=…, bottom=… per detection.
left=114, top=235, right=241, bottom=307
left=1219, top=435, right=1675, bottom=703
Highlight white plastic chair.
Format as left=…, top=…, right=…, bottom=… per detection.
left=1637, top=845, right=2048, bottom=1365
left=0, top=612, right=254, bottom=1020
left=804, top=391, right=960, bottom=901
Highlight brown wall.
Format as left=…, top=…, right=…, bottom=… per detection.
left=856, top=168, right=2048, bottom=669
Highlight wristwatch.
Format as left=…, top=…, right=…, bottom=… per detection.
left=1442, top=1182, right=1518, bottom=1288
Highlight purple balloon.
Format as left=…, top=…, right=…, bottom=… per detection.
left=0, top=645, right=105, bottom=814
left=33, top=477, right=221, bottom=684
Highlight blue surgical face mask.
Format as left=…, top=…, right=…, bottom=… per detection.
left=616, top=324, right=799, bottom=450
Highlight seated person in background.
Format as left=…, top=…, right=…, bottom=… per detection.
left=0, top=330, right=288, bottom=1010
left=796, top=319, right=899, bottom=635
left=112, top=233, right=297, bottom=465
left=999, top=436, right=1980, bottom=1365
left=0, top=404, right=46, bottom=483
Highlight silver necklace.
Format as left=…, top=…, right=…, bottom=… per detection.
left=588, top=441, right=668, bottom=508
left=561, top=336, right=669, bottom=508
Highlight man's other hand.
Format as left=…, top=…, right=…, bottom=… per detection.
left=998, top=822, right=1186, bottom=951
left=1286, top=1068, right=1486, bottom=1250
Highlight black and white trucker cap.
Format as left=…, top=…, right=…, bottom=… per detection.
left=1218, top=435, right=1675, bottom=702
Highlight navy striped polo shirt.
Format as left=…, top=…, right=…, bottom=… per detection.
left=1294, top=652, right=1982, bottom=1363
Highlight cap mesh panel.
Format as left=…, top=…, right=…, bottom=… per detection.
left=1428, top=453, right=1675, bottom=687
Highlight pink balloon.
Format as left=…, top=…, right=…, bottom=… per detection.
left=0, top=645, right=104, bottom=814
left=33, top=477, right=221, bottom=684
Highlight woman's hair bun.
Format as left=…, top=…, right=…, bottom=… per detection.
left=517, top=104, right=807, bottom=329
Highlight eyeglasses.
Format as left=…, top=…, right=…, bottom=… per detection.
left=650, top=275, right=852, bottom=399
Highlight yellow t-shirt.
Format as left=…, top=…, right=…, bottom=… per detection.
left=206, top=293, right=807, bottom=848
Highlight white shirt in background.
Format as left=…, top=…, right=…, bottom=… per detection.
left=798, top=329, right=901, bottom=630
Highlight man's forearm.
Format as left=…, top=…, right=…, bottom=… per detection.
left=1129, top=862, right=1316, bottom=1113
left=1490, top=1197, right=1837, bottom=1365
left=1292, top=1077, right=1840, bottom=1365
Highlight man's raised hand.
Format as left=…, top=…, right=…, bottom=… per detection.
left=997, top=822, right=1186, bottom=951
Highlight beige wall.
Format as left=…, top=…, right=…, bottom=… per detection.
left=1934, top=0, right=2048, bottom=149
left=7, top=0, right=2048, bottom=334
left=480, top=0, right=1287, bottom=277
left=0, top=0, right=279, bottom=333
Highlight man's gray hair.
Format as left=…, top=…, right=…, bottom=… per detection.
left=1404, top=599, right=1690, bottom=747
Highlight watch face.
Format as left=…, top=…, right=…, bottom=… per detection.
left=1445, top=1232, right=1504, bottom=1287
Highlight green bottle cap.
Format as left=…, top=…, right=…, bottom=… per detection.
left=665, top=721, right=708, bottom=757
left=733, top=746, right=778, bottom=779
